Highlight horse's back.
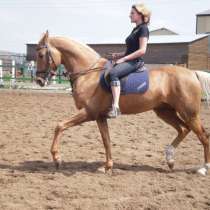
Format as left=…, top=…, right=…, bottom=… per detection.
left=148, top=65, right=200, bottom=95
left=149, top=65, right=201, bottom=113
left=120, top=65, right=201, bottom=114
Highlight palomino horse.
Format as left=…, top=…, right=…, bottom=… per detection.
left=36, top=31, right=210, bottom=175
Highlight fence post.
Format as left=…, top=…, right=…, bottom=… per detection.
left=0, top=60, right=4, bottom=87
left=52, top=75, right=56, bottom=84
left=10, top=60, right=16, bottom=88
left=58, top=65, right=62, bottom=84
left=23, top=65, right=27, bottom=82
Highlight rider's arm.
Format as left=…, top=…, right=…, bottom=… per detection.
left=112, top=52, right=125, bottom=60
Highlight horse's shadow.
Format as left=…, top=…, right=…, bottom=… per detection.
left=0, top=160, right=195, bottom=176
left=0, top=160, right=171, bottom=175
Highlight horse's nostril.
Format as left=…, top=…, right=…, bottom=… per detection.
left=36, top=78, right=45, bottom=87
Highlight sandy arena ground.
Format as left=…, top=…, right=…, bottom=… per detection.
left=0, top=90, right=210, bottom=210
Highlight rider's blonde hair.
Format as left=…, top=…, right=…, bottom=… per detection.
left=132, top=4, right=151, bottom=24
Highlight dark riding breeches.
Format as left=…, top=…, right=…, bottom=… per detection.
left=109, top=60, right=144, bottom=86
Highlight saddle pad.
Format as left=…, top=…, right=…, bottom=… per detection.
left=100, top=67, right=149, bottom=95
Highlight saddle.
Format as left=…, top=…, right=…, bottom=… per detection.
left=100, top=60, right=149, bottom=94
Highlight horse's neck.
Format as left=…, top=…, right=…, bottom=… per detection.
left=50, top=37, right=106, bottom=103
left=50, top=37, right=100, bottom=73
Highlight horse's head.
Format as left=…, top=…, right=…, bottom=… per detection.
left=36, top=31, right=62, bottom=87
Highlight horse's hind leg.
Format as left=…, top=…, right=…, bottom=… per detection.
left=186, top=116, right=210, bottom=175
left=154, top=105, right=190, bottom=169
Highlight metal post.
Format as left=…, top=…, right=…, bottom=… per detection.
left=0, top=60, right=4, bottom=87
left=11, top=60, right=16, bottom=88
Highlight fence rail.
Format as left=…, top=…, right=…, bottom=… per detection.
left=0, top=59, right=69, bottom=88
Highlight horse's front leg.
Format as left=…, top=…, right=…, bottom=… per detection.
left=96, top=118, right=113, bottom=173
left=51, top=108, right=90, bottom=168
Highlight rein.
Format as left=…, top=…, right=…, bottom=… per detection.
left=68, top=63, right=105, bottom=86
left=36, top=44, right=105, bottom=87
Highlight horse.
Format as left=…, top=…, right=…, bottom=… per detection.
left=36, top=31, right=210, bottom=175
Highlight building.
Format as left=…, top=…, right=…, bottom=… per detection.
left=26, top=44, right=37, bottom=61
left=196, top=9, right=210, bottom=34
left=196, top=9, right=210, bottom=70
left=88, top=34, right=209, bottom=70
left=26, top=34, right=209, bottom=71
left=0, top=51, right=26, bottom=71
left=0, top=51, right=26, bottom=64
left=146, top=34, right=209, bottom=70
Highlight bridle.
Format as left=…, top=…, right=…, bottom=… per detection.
left=36, top=44, right=58, bottom=83
left=36, top=44, right=105, bottom=86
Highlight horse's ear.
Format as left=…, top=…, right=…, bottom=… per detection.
left=45, top=30, right=49, bottom=38
left=43, top=30, right=49, bottom=43
left=39, top=31, right=49, bottom=45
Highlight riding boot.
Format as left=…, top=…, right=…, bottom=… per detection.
left=107, top=105, right=121, bottom=118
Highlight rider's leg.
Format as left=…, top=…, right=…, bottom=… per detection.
left=108, top=61, right=138, bottom=118
left=107, top=80, right=121, bottom=118
left=111, top=82, right=121, bottom=109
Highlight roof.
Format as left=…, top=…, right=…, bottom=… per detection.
left=148, top=34, right=209, bottom=44
left=150, top=27, right=178, bottom=35
left=197, top=9, right=210, bottom=16
left=0, top=50, right=25, bottom=56
left=86, top=34, right=209, bottom=45
left=27, top=34, right=209, bottom=46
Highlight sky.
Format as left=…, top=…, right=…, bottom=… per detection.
left=0, top=0, right=209, bottom=53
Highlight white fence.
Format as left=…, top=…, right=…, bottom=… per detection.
left=0, top=59, right=16, bottom=88
left=0, top=59, right=64, bottom=88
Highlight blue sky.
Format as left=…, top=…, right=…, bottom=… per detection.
left=0, top=0, right=209, bottom=53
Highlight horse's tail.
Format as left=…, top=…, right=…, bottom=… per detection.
left=195, top=70, right=210, bottom=104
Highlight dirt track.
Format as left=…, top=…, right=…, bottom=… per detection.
left=0, top=90, right=210, bottom=210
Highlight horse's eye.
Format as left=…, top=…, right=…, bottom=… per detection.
left=39, top=53, right=44, bottom=58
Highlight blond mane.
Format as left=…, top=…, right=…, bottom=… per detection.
left=49, top=36, right=100, bottom=59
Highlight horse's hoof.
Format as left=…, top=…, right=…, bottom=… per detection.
left=54, top=158, right=62, bottom=170
left=197, top=167, right=207, bottom=176
left=165, top=145, right=175, bottom=170
left=105, top=168, right=113, bottom=176
left=97, top=166, right=113, bottom=175
left=97, top=166, right=106, bottom=173
left=167, top=160, right=175, bottom=170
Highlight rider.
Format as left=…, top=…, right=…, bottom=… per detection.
left=107, top=4, right=150, bottom=118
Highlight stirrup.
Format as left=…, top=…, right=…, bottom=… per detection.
left=107, top=106, right=121, bottom=118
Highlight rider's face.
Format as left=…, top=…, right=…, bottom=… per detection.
left=129, top=8, right=142, bottom=23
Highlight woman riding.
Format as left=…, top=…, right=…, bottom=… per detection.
left=107, top=3, right=151, bottom=118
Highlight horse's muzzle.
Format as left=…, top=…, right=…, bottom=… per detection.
left=36, top=77, right=45, bottom=87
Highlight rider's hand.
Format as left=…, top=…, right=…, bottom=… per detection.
left=116, top=57, right=126, bottom=64
left=111, top=53, right=119, bottom=60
